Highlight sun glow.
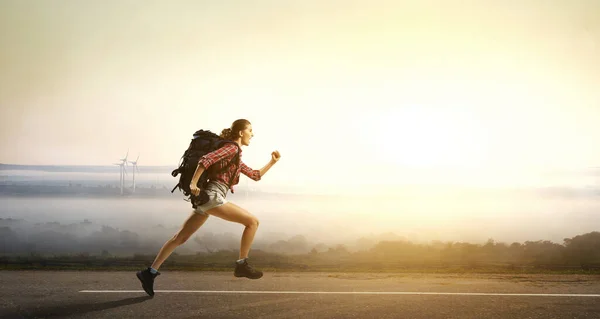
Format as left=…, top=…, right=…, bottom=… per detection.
left=364, top=106, right=489, bottom=169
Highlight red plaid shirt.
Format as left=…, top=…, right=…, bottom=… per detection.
left=198, top=142, right=261, bottom=193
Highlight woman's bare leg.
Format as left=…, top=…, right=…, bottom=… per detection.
left=151, top=211, right=209, bottom=270
left=206, top=202, right=259, bottom=259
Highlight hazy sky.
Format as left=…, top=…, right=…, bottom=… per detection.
left=1, top=0, right=599, bottom=192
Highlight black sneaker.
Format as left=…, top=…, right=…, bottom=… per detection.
left=234, top=259, right=263, bottom=279
left=136, top=267, right=160, bottom=296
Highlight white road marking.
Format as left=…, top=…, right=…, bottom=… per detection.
left=79, top=290, right=600, bottom=297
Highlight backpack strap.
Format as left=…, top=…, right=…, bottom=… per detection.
left=227, top=143, right=241, bottom=190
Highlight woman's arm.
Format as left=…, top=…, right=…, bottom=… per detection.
left=190, top=165, right=206, bottom=194
left=241, top=150, right=281, bottom=180
left=198, top=143, right=238, bottom=170
left=258, top=150, right=281, bottom=177
left=240, top=162, right=261, bottom=181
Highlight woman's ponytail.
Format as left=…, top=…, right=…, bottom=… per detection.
left=220, top=128, right=233, bottom=139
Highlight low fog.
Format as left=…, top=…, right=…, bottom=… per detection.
left=2, top=168, right=600, bottom=257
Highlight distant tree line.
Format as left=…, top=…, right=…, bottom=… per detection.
left=348, top=231, right=600, bottom=270
left=2, top=230, right=600, bottom=272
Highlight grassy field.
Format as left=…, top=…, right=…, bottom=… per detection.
left=2, top=252, right=599, bottom=275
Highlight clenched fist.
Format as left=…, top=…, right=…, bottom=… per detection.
left=271, top=150, right=281, bottom=163
left=190, top=183, right=201, bottom=196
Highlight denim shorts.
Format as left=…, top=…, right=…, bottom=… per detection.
left=193, top=181, right=229, bottom=215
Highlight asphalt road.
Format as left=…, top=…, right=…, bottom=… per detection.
left=1, top=271, right=600, bottom=318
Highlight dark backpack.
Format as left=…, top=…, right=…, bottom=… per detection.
left=170, top=129, right=240, bottom=203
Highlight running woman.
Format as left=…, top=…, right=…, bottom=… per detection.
left=137, top=119, right=281, bottom=296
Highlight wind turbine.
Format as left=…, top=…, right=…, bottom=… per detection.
left=129, top=154, right=140, bottom=193
left=119, top=150, right=129, bottom=164
left=114, top=150, right=128, bottom=195
left=113, top=161, right=127, bottom=195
